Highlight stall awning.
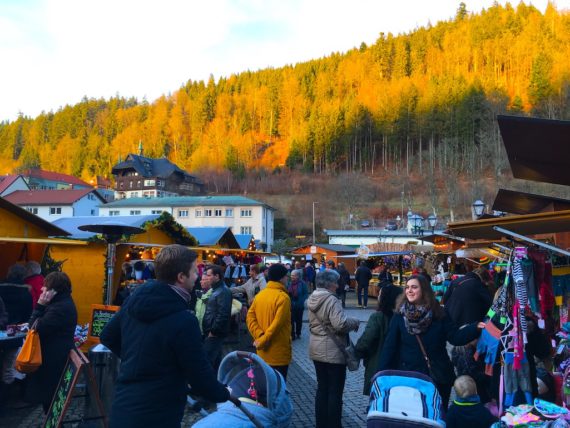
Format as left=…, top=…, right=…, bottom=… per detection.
left=498, top=115, right=570, bottom=186
left=337, top=251, right=413, bottom=258
left=0, top=237, right=87, bottom=245
left=448, top=209, right=570, bottom=241
left=492, top=188, right=570, bottom=215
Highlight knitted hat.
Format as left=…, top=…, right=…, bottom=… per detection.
left=268, top=264, right=288, bottom=282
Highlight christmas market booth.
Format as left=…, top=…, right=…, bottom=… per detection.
left=290, top=244, right=358, bottom=272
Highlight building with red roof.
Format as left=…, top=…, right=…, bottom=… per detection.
left=0, top=174, right=29, bottom=196
left=22, top=168, right=92, bottom=190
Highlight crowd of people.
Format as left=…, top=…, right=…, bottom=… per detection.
left=0, top=247, right=560, bottom=428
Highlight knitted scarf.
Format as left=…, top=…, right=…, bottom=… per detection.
left=400, top=302, right=433, bottom=335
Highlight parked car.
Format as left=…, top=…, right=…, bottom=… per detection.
left=361, top=220, right=371, bottom=228
left=385, top=220, right=398, bottom=231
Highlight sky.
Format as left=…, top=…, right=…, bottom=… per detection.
left=1, top=0, right=569, bottom=122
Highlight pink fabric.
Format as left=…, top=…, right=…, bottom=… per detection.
left=25, top=274, right=44, bottom=309
left=539, top=263, right=554, bottom=319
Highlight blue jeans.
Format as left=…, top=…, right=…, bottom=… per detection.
left=357, top=283, right=368, bottom=307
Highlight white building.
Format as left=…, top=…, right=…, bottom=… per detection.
left=325, top=229, right=436, bottom=247
left=98, top=195, right=276, bottom=251
left=4, top=189, right=107, bottom=222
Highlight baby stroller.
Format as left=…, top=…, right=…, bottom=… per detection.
left=367, top=370, right=446, bottom=428
left=192, top=351, right=292, bottom=428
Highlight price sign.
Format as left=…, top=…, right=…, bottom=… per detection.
left=88, top=304, right=119, bottom=342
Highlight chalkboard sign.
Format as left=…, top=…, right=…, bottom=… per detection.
left=88, top=304, right=119, bottom=342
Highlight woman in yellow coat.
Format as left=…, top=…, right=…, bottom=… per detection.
left=247, top=264, right=292, bottom=380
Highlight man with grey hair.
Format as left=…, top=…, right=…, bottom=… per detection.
left=307, top=269, right=359, bottom=428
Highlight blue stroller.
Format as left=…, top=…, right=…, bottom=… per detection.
left=192, top=351, right=293, bottom=428
left=367, top=370, right=446, bottom=427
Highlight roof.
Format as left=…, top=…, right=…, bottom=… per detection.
left=292, top=244, right=356, bottom=254
left=112, top=154, right=203, bottom=184
left=492, top=188, right=570, bottom=215
left=498, top=115, right=570, bottom=186
left=52, top=215, right=160, bottom=239
left=337, top=251, right=413, bottom=258
left=324, top=229, right=444, bottom=237
left=0, top=197, right=70, bottom=236
left=103, top=195, right=276, bottom=210
left=235, top=234, right=254, bottom=250
left=22, top=168, right=92, bottom=187
left=447, top=209, right=570, bottom=241
left=186, top=227, right=240, bottom=248
left=0, top=175, right=23, bottom=194
left=4, top=189, right=106, bottom=206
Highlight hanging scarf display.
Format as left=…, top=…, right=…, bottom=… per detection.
left=400, top=302, right=433, bottom=335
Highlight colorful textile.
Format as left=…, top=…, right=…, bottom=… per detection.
left=399, top=302, right=433, bottom=335
left=475, top=321, right=501, bottom=376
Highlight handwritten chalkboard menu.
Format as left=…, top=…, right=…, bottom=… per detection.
left=88, top=304, right=119, bottom=342
left=43, top=349, right=106, bottom=428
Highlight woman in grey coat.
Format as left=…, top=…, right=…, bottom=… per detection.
left=308, top=270, right=359, bottom=428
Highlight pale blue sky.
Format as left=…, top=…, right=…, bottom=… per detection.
left=0, top=0, right=568, bottom=121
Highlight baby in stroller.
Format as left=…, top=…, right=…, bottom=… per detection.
left=192, top=351, right=292, bottom=428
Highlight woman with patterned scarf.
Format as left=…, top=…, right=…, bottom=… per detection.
left=377, top=274, right=485, bottom=407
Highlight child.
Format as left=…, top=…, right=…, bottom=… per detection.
left=447, top=375, right=498, bottom=428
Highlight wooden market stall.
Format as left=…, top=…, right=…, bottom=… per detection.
left=291, top=244, right=357, bottom=272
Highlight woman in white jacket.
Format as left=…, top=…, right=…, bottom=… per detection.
left=307, top=269, right=359, bottom=428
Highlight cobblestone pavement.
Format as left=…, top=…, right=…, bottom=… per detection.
left=0, top=291, right=374, bottom=428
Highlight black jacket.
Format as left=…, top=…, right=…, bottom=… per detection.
left=446, top=400, right=498, bottom=428
left=100, top=281, right=229, bottom=428
left=0, top=282, right=32, bottom=324
left=201, top=280, right=232, bottom=337
left=355, top=265, right=372, bottom=287
left=378, top=313, right=480, bottom=384
left=445, top=272, right=492, bottom=326
left=26, top=291, right=77, bottom=408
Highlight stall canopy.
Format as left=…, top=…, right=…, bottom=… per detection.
left=337, top=251, right=413, bottom=258
left=235, top=234, right=254, bottom=250
left=53, top=215, right=161, bottom=240
left=492, top=188, right=570, bottom=215
left=448, top=209, right=570, bottom=241
left=497, top=115, right=570, bottom=186
left=186, top=227, right=240, bottom=249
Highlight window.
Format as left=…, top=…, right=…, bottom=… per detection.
left=137, top=180, right=141, bottom=187
left=204, top=209, right=212, bottom=217
left=144, top=179, right=156, bottom=187
left=156, top=180, right=163, bottom=187
left=240, top=209, right=252, bottom=217
left=119, top=182, right=124, bottom=189
left=195, top=210, right=202, bottom=217
left=240, top=226, right=252, bottom=234
left=225, top=208, right=233, bottom=217
left=87, top=193, right=95, bottom=200
left=178, top=210, right=189, bottom=217
left=130, top=210, right=141, bottom=215
left=109, top=210, right=120, bottom=216
left=49, top=207, right=62, bottom=215
left=26, top=207, right=38, bottom=215
left=129, top=181, right=133, bottom=189
left=214, top=209, right=222, bottom=217
left=151, top=210, right=163, bottom=215
left=90, top=209, right=96, bottom=215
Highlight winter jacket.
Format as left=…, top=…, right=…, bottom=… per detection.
left=308, top=289, right=359, bottom=365
left=25, top=274, right=44, bottom=309
left=246, top=280, right=292, bottom=366
left=355, top=311, right=391, bottom=395
left=446, top=396, right=498, bottom=428
left=288, top=279, right=308, bottom=311
left=231, top=274, right=266, bottom=306
left=355, top=265, right=372, bottom=287
left=0, top=282, right=32, bottom=324
left=0, top=297, right=7, bottom=329
left=26, top=291, right=77, bottom=409
left=378, top=313, right=480, bottom=385
left=445, top=272, right=492, bottom=326
left=100, top=281, right=229, bottom=428
left=201, top=280, right=232, bottom=338
left=195, top=288, right=213, bottom=333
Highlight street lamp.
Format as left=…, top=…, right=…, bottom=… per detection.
left=472, top=199, right=485, bottom=218
left=312, top=202, right=319, bottom=244
left=427, top=213, right=437, bottom=232
left=411, top=214, right=424, bottom=236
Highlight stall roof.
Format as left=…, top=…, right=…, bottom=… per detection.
left=492, top=188, right=570, bottom=215
left=420, top=232, right=465, bottom=244
left=0, top=196, right=70, bottom=237
left=291, top=244, right=357, bottom=253
left=235, top=234, right=254, bottom=250
left=497, top=115, right=570, bottom=186
left=337, top=251, right=413, bottom=258
left=447, top=209, right=570, bottom=240
left=186, top=227, right=240, bottom=249
left=53, top=215, right=160, bottom=239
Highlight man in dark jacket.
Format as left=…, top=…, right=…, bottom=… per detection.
left=445, top=270, right=492, bottom=326
left=201, top=265, right=232, bottom=370
left=354, top=260, right=372, bottom=309
left=101, top=245, right=229, bottom=428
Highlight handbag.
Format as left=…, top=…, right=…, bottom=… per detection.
left=415, top=334, right=454, bottom=385
left=15, top=320, right=42, bottom=373
left=310, top=298, right=360, bottom=371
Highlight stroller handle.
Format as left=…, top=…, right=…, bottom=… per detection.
left=229, top=395, right=264, bottom=428
left=234, top=351, right=256, bottom=359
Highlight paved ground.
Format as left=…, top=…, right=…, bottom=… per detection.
left=0, top=291, right=374, bottom=427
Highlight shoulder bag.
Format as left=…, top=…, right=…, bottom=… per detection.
left=311, top=297, right=360, bottom=371
left=15, top=320, right=42, bottom=373
left=415, top=334, right=455, bottom=385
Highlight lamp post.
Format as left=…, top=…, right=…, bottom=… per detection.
left=472, top=199, right=485, bottom=219
left=312, top=202, right=319, bottom=244
left=427, top=213, right=437, bottom=233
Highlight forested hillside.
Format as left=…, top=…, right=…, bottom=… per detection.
left=1, top=2, right=569, bottom=194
